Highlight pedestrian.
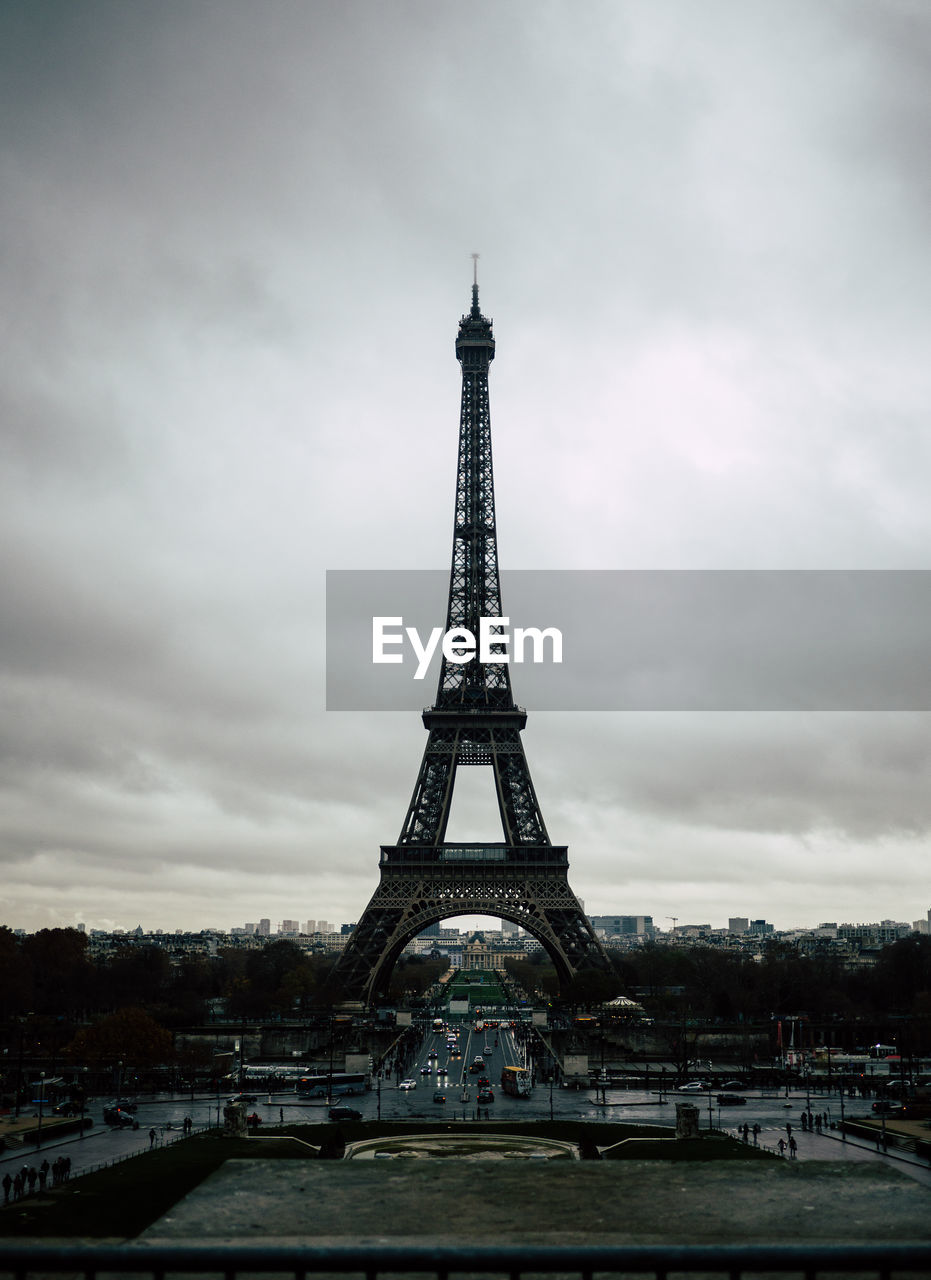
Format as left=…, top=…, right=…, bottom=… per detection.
left=789, top=1135, right=798, bottom=1158
left=149, top=1128, right=157, bottom=1148
left=778, top=1137, right=786, bottom=1156
left=2, top=1172, right=11, bottom=1205
left=63, top=1156, right=71, bottom=1181
left=13, top=1173, right=23, bottom=1201
left=38, top=1166, right=47, bottom=1191
left=785, top=1121, right=792, bottom=1138
left=801, top=1112, right=808, bottom=1131
left=279, top=1107, right=284, bottom=1123
left=26, top=1166, right=37, bottom=1194
left=752, top=1123, right=760, bottom=1144
left=815, top=1113, right=822, bottom=1132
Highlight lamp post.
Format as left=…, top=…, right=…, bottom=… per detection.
left=805, top=1066, right=811, bottom=1124
left=839, top=1084, right=846, bottom=1140
left=13, top=1019, right=25, bottom=1119
left=79, top=1068, right=87, bottom=1139
left=36, top=1072, right=46, bottom=1147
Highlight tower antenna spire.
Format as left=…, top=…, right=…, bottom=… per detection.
left=470, top=252, right=480, bottom=315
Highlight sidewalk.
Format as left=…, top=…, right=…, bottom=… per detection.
left=725, top=1120, right=931, bottom=1188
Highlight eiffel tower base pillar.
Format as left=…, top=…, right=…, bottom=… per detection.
left=324, top=846, right=610, bottom=1006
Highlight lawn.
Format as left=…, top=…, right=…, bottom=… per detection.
left=0, top=1121, right=771, bottom=1238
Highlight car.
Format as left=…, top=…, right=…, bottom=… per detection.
left=420, top=1066, right=433, bottom=1074
left=483, top=1046, right=493, bottom=1056
left=328, top=1105, right=362, bottom=1121
left=716, top=1093, right=747, bottom=1106
left=477, top=1089, right=494, bottom=1103
left=227, top=1093, right=258, bottom=1105
left=719, top=1081, right=746, bottom=1091
left=398, top=1079, right=417, bottom=1091
left=433, top=1090, right=446, bottom=1104
left=872, top=1100, right=904, bottom=1114
left=679, top=1081, right=708, bottom=1092
left=478, top=1076, right=490, bottom=1087
left=437, top=1065, right=448, bottom=1075
left=103, top=1106, right=138, bottom=1128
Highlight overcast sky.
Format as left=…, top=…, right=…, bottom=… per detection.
left=2, top=0, right=930, bottom=938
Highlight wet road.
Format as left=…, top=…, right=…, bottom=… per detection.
left=3, top=1021, right=929, bottom=1190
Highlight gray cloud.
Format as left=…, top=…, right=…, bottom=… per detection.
left=1, top=0, right=929, bottom=934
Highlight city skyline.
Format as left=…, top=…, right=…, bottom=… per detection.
left=5, top=907, right=930, bottom=942
left=2, top=2, right=930, bottom=937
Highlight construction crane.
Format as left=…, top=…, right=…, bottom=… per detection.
left=667, top=916, right=678, bottom=935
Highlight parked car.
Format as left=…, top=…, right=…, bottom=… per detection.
left=719, top=1081, right=746, bottom=1091
left=328, top=1105, right=362, bottom=1121
left=679, top=1081, right=708, bottom=1092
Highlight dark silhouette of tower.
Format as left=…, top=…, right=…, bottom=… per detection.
left=326, top=274, right=609, bottom=1004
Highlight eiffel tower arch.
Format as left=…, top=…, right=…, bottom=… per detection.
left=326, top=271, right=610, bottom=1006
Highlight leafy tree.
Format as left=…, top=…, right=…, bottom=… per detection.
left=870, top=935, right=931, bottom=1014
left=21, top=928, right=93, bottom=1017
left=63, top=1006, right=173, bottom=1068
left=99, top=945, right=172, bottom=1011
left=0, top=926, right=32, bottom=1017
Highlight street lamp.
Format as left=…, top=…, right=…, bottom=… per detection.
left=36, top=1072, right=46, bottom=1147
left=79, top=1068, right=87, bottom=1139
left=839, top=1084, right=846, bottom=1140
left=13, top=1019, right=25, bottom=1119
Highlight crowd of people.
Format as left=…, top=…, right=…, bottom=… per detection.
left=2, top=1155, right=71, bottom=1204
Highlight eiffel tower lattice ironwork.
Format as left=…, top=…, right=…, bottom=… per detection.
left=327, top=276, right=610, bottom=1004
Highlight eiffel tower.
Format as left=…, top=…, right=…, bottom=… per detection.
left=327, top=269, right=610, bottom=1005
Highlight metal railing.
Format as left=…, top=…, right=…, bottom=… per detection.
left=2, top=1241, right=931, bottom=1278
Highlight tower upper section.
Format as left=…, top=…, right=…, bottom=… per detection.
left=432, top=281, right=514, bottom=714
left=455, top=283, right=496, bottom=365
